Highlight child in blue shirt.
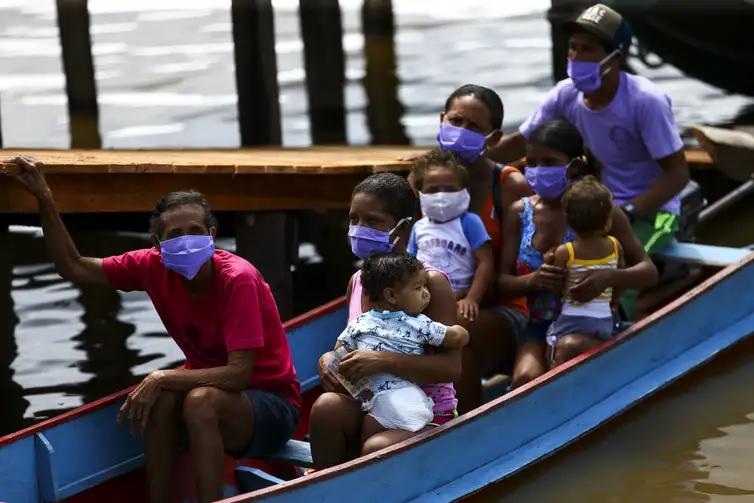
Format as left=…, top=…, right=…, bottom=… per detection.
left=408, top=149, right=494, bottom=322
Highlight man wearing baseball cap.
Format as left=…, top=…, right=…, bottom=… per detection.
left=489, top=3, right=689, bottom=320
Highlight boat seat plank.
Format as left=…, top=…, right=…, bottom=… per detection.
left=260, top=439, right=314, bottom=469
left=235, top=466, right=286, bottom=493
left=34, top=430, right=144, bottom=502
left=657, top=242, right=750, bottom=268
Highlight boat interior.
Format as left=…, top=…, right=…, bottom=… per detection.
left=18, top=235, right=748, bottom=502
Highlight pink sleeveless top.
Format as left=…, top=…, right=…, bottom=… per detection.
left=348, top=268, right=458, bottom=413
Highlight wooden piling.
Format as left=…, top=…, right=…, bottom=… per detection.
left=235, top=212, right=298, bottom=321
left=231, top=0, right=282, bottom=146
left=548, top=0, right=573, bottom=82
left=299, top=0, right=347, bottom=145
left=362, top=0, right=409, bottom=145
left=56, top=0, right=101, bottom=149
left=231, top=0, right=297, bottom=315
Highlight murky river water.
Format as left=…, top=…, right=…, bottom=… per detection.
left=2, top=1, right=754, bottom=501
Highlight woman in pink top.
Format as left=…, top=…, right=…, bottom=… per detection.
left=309, top=173, right=461, bottom=469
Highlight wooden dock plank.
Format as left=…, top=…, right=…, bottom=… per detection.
left=0, top=147, right=714, bottom=213
left=0, top=147, right=713, bottom=175
left=0, top=147, right=423, bottom=175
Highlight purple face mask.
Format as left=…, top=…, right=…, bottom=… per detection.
left=567, top=49, right=620, bottom=94
left=348, top=218, right=410, bottom=259
left=437, top=124, right=492, bottom=164
left=526, top=166, right=569, bottom=199
left=159, top=234, right=215, bottom=280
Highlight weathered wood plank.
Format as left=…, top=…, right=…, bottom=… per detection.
left=0, top=147, right=711, bottom=175
left=0, top=147, right=420, bottom=175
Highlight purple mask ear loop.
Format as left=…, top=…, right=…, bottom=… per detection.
left=480, top=130, right=497, bottom=157
left=599, top=49, right=621, bottom=77
left=388, top=217, right=412, bottom=247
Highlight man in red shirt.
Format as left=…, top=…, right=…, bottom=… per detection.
left=6, top=155, right=301, bottom=503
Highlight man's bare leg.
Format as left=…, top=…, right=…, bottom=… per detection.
left=182, top=387, right=255, bottom=503
left=144, top=391, right=183, bottom=503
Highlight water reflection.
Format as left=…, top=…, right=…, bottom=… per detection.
left=468, top=338, right=754, bottom=503
left=72, top=284, right=141, bottom=404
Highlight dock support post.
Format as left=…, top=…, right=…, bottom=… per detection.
left=362, top=0, right=409, bottom=145
left=56, top=0, right=101, bottom=148
left=231, top=0, right=281, bottom=146
left=236, top=213, right=298, bottom=321
left=299, top=0, right=347, bottom=145
left=231, top=0, right=297, bottom=317
left=548, top=0, right=573, bottom=83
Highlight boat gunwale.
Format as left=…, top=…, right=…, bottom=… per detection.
left=0, top=295, right=347, bottom=448
left=222, top=250, right=754, bottom=502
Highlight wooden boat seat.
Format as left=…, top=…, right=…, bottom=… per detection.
left=33, top=427, right=314, bottom=502
left=657, top=242, right=750, bottom=268
left=262, top=439, right=314, bottom=468
left=234, top=440, right=314, bottom=493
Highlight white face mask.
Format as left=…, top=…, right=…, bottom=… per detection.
left=419, top=189, right=471, bottom=223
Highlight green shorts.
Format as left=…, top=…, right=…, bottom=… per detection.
left=631, top=211, right=679, bottom=255
left=620, top=211, right=679, bottom=320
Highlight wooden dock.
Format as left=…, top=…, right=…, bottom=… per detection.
left=0, top=147, right=713, bottom=214
left=0, top=147, right=424, bottom=214
left=0, top=146, right=715, bottom=320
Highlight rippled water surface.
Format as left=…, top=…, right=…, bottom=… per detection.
left=2, top=1, right=754, bottom=501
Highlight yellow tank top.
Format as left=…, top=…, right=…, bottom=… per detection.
left=561, top=236, right=619, bottom=318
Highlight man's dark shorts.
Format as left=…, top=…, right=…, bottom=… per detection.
left=231, top=389, right=299, bottom=459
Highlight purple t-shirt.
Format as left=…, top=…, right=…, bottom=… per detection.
left=520, top=72, right=685, bottom=215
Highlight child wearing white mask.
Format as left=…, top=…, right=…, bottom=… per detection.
left=408, top=149, right=495, bottom=322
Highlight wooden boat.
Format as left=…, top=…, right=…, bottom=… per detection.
left=0, top=240, right=751, bottom=503
left=690, top=126, right=754, bottom=183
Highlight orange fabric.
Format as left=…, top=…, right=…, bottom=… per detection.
left=480, top=166, right=529, bottom=316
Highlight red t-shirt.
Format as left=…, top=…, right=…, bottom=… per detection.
left=102, top=248, right=301, bottom=408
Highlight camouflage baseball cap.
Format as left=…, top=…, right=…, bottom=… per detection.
left=568, top=3, right=633, bottom=54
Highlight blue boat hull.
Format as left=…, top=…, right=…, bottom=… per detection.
left=1, top=249, right=752, bottom=503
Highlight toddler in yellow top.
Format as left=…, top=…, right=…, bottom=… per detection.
left=546, top=176, right=625, bottom=360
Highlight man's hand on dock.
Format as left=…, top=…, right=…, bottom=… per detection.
left=4, top=155, right=53, bottom=200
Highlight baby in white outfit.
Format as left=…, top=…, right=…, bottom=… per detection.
left=334, top=253, right=469, bottom=435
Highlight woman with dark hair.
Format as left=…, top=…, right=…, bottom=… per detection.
left=498, top=120, right=658, bottom=389
left=309, top=172, right=461, bottom=469
left=413, top=84, right=534, bottom=413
